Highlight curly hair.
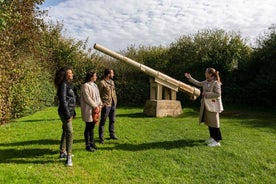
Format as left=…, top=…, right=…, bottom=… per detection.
left=54, top=66, right=72, bottom=88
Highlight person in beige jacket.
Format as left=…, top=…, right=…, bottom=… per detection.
left=80, top=71, right=102, bottom=152
left=185, top=68, right=224, bottom=147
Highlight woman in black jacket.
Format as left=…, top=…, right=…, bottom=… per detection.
left=54, top=66, right=76, bottom=167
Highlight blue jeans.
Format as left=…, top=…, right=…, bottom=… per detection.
left=99, top=105, right=116, bottom=140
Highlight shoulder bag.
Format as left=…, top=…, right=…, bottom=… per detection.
left=204, top=82, right=223, bottom=113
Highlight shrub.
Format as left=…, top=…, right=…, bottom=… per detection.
left=9, top=58, right=55, bottom=118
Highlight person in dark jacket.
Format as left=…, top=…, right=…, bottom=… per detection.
left=54, top=66, right=76, bottom=166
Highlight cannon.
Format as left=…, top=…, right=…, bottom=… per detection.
left=94, top=43, right=200, bottom=117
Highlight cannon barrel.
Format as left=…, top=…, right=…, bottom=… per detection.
left=94, top=43, right=201, bottom=100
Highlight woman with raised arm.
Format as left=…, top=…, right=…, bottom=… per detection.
left=185, top=68, right=223, bottom=147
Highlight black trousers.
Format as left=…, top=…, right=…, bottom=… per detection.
left=209, top=127, right=222, bottom=141
left=99, top=105, right=116, bottom=140
left=84, top=122, right=96, bottom=146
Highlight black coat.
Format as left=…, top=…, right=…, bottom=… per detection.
left=57, top=81, right=76, bottom=119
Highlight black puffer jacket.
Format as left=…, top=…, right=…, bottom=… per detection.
left=57, top=81, right=76, bottom=120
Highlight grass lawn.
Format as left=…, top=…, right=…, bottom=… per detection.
left=0, top=106, right=275, bottom=184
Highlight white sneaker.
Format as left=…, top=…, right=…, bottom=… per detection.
left=205, top=137, right=215, bottom=144
left=208, top=141, right=221, bottom=147
left=66, top=156, right=73, bottom=167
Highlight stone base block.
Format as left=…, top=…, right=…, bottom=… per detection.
left=143, top=100, right=183, bottom=117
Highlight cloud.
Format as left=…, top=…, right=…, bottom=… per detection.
left=42, top=0, right=276, bottom=51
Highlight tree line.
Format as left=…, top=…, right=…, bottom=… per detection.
left=0, top=0, right=275, bottom=124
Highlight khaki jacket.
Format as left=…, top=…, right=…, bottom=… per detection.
left=99, top=79, right=117, bottom=107
left=80, top=82, right=102, bottom=122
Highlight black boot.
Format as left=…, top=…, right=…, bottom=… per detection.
left=84, top=131, right=89, bottom=147
left=90, top=125, right=97, bottom=149
left=90, top=142, right=98, bottom=149
left=86, top=145, right=95, bottom=152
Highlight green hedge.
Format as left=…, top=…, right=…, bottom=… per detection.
left=9, top=58, right=55, bottom=118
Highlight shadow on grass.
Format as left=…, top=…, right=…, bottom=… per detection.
left=117, top=111, right=199, bottom=118
left=0, top=139, right=84, bottom=147
left=101, top=139, right=205, bottom=151
left=116, top=112, right=152, bottom=118
left=17, top=118, right=60, bottom=123
left=0, top=139, right=87, bottom=164
left=228, top=118, right=276, bottom=129
left=0, top=139, right=60, bottom=147
left=187, top=105, right=276, bottom=129
left=16, top=116, right=82, bottom=123
left=0, top=148, right=57, bottom=164
left=221, top=110, right=276, bottom=129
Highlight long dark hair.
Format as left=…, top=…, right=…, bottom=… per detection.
left=207, top=68, right=222, bottom=84
left=54, top=66, right=72, bottom=88
left=85, top=71, right=96, bottom=83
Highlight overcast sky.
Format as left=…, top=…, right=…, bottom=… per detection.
left=41, top=0, right=276, bottom=51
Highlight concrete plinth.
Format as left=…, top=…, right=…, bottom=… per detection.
left=143, top=100, right=183, bottom=117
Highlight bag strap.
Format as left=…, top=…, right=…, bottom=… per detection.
left=209, top=81, right=216, bottom=92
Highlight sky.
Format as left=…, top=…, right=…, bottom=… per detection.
left=41, top=0, right=276, bottom=51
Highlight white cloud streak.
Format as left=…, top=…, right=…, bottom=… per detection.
left=43, top=0, right=276, bottom=51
